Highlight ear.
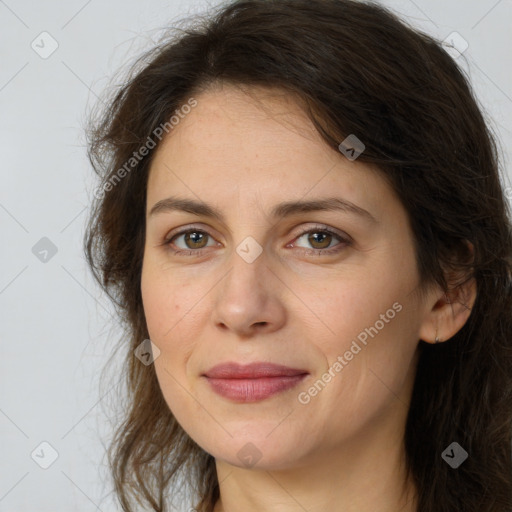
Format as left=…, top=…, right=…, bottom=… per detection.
left=418, top=244, right=477, bottom=344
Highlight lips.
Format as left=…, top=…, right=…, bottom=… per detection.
left=202, top=362, right=309, bottom=402
left=203, top=362, right=309, bottom=379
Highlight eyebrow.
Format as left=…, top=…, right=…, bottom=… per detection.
left=149, top=196, right=377, bottom=224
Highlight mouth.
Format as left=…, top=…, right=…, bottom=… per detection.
left=202, top=362, right=309, bottom=402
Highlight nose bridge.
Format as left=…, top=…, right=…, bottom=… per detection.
left=212, top=241, right=284, bottom=335
left=223, top=191, right=271, bottom=285
left=222, top=243, right=268, bottom=305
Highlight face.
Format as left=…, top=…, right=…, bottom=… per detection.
left=141, top=84, right=431, bottom=470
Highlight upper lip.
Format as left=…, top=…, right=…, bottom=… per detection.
left=203, top=362, right=309, bottom=379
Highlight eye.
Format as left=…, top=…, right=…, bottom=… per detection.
left=288, top=225, right=351, bottom=255
left=162, top=224, right=351, bottom=257
left=164, top=228, right=219, bottom=256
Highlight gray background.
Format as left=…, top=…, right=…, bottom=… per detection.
left=1, top=0, right=511, bottom=510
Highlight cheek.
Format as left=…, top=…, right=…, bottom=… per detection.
left=141, top=261, right=214, bottom=382
left=299, top=256, right=420, bottom=409
left=141, top=262, right=195, bottom=341
left=305, top=271, right=410, bottom=355
left=298, top=294, right=418, bottom=444
left=141, top=267, right=202, bottom=419
left=141, top=273, right=198, bottom=404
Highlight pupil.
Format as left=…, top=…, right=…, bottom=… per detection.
left=187, top=232, right=205, bottom=248
left=310, top=232, right=330, bottom=248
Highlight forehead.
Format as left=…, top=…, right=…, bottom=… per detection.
left=152, top=84, right=326, bottom=168
left=146, top=84, right=397, bottom=219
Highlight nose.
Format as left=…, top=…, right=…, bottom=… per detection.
left=211, top=251, right=287, bottom=338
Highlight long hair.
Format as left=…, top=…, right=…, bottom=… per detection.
left=84, top=1, right=512, bottom=510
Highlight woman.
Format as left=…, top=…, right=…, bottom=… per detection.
left=84, top=0, right=512, bottom=510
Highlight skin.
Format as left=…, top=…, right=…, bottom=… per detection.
left=141, top=83, right=475, bottom=512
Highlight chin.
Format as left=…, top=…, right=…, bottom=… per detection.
left=204, top=431, right=311, bottom=471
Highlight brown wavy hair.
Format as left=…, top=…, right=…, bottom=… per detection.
left=84, top=0, right=512, bottom=510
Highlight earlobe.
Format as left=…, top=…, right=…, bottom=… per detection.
left=419, top=277, right=477, bottom=344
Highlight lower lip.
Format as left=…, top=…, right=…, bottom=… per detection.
left=204, top=374, right=308, bottom=402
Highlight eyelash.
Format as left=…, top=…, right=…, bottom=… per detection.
left=162, top=224, right=351, bottom=257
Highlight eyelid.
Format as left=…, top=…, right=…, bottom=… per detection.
left=164, top=223, right=218, bottom=241
left=288, top=223, right=352, bottom=243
